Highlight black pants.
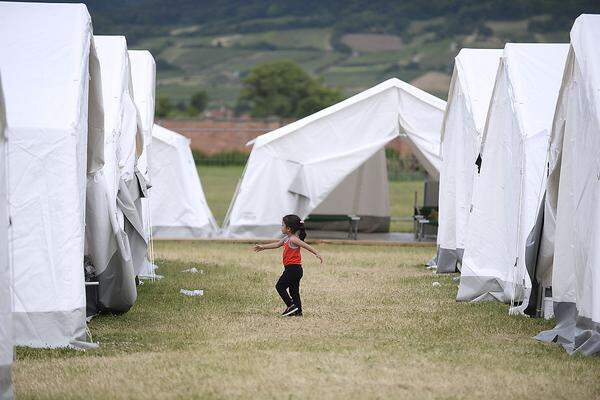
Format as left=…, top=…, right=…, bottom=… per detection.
left=276, top=264, right=303, bottom=311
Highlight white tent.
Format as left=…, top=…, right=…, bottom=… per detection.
left=532, top=15, right=600, bottom=355
left=0, top=73, right=13, bottom=399
left=457, top=44, right=569, bottom=308
left=0, top=2, right=101, bottom=347
left=223, top=78, right=446, bottom=238
left=88, top=35, right=140, bottom=313
left=151, top=125, right=218, bottom=238
left=436, top=49, right=502, bottom=273
left=128, top=50, right=156, bottom=278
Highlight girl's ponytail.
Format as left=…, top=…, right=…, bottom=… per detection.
left=283, top=214, right=307, bottom=241
left=298, top=220, right=307, bottom=241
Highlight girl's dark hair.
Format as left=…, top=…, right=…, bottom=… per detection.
left=283, top=214, right=306, bottom=241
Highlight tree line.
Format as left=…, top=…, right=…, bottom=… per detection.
left=157, top=60, right=344, bottom=120
left=48, top=0, right=600, bottom=44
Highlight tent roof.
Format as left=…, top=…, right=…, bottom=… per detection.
left=570, top=14, right=600, bottom=115
left=128, top=49, right=155, bottom=183
left=94, top=36, right=129, bottom=132
left=453, top=48, right=503, bottom=134
left=129, top=50, right=156, bottom=135
left=248, top=78, right=446, bottom=178
left=0, top=2, right=92, bottom=130
left=154, top=124, right=192, bottom=147
left=502, top=43, right=569, bottom=139
left=93, top=35, right=140, bottom=183
left=251, top=78, right=445, bottom=148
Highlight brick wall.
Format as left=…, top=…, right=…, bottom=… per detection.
left=157, top=118, right=414, bottom=156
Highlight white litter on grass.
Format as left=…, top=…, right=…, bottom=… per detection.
left=182, top=267, right=202, bottom=273
left=426, top=265, right=438, bottom=270
left=139, top=274, right=164, bottom=280
left=432, top=281, right=441, bottom=287
left=180, top=289, right=204, bottom=296
left=453, top=276, right=460, bottom=282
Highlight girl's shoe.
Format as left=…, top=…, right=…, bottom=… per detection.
left=292, top=310, right=303, bottom=317
left=282, top=305, right=299, bottom=316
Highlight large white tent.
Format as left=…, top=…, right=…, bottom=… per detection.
left=436, top=49, right=502, bottom=273
left=88, top=35, right=140, bottom=313
left=0, top=73, right=13, bottom=399
left=0, top=2, right=101, bottom=347
left=457, top=44, right=569, bottom=308
left=151, top=125, right=218, bottom=238
left=223, top=78, right=446, bottom=238
left=530, top=15, right=600, bottom=355
left=128, top=50, right=156, bottom=278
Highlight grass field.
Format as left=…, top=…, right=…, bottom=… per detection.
left=198, top=165, right=422, bottom=232
left=14, top=241, right=600, bottom=399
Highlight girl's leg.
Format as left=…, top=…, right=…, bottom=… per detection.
left=275, top=271, right=293, bottom=307
left=287, top=265, right=303, bottom=311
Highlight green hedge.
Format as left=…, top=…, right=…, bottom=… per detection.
left=192, top=150, right=249, bottom=166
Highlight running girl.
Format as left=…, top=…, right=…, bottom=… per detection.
left=253, top=214, right=323, bottom=316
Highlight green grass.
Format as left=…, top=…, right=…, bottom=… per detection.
left=158, top=81, right=242, bottom=105
left=198, top=165, right=243, bottom=226
left=340, top=50, right=403, bottom=67
left=198, top=165, right=425, bottom=232
left=13, top=241, right=600, bottom=399
left=389, top=180, right=424, bottom=232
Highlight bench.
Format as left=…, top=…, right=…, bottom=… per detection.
left=413, top=206, right=438, bottom=241
left=305, top=214, right=361, bottom=240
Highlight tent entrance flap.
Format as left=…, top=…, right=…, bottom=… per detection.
left=307, top=149, right=390, bottom=233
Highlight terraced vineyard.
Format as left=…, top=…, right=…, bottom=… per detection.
left=132, top=18, right=570, bottom=108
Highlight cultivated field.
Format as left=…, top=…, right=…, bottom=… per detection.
left=13, top=241, right=600, bottom=399
left=138, top=17, right=570, bottom=107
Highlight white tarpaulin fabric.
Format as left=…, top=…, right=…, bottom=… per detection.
left=88, top=35, right=139, bottom=313
left=436, top=49, right=502, bottom=273
left=457, top=44, right=569, bottom=307
left=128, top=50, right=155, bottom=184
left=0, top=72, right=13, bottom=400
left=89, top=35, right=126, bottom=279
left=0, top=2, right=99, bottom=348
left=151, top=125, right=218, bottom=238
left=129, top=50, right=156, bottom=277
left=534, top=15, right=600, bottom=355
left=309, top=148, right=390, bottom=233
left=223, top=78, right=446, bottom=238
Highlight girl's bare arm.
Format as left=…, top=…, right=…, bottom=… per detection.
left=254, top=239, right=284, bottom=252
left=290, top=236, right=323, bottom=263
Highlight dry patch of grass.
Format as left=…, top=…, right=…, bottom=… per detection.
left=341, top=33, right=404, bottom=53
left=14, top=241, right=600, bottom=399
left=410, top=71, right=451, bottom=97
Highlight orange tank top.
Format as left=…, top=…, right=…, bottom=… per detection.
left=282, top=237, right=302, bottom=266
